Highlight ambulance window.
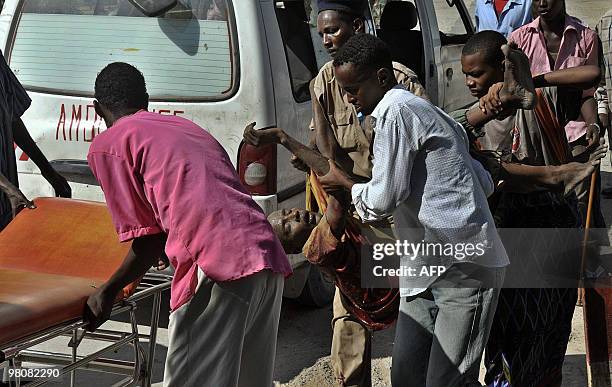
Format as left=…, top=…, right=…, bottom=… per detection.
left=432, top=0, right=473, bottom=45
left=275, top=0, right=319, bottom=103
left=9, top=0, right=237, bottom=101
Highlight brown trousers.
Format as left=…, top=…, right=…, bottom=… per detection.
left=331, top=288, right=372, bottom=387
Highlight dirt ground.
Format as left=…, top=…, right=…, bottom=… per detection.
left=273, top=297, right=588, bottom=387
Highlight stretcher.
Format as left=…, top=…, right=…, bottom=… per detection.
left=0, top=198, right=171, bottom=386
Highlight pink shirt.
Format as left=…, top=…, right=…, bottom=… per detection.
left=88, top=111, right=292, bottom=310
left=510, top=16, right=599, bottom=142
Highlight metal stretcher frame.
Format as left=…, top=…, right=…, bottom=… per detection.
left=0, top=272, right=171, bottom=387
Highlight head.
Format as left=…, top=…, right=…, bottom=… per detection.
left=94, top=62, right=149, bottom=127
left=206, top=0, right=226, bottom=21
left=316, top=0, right=366, bottom=57
left=534, top=0, right=565, bottom=23
left=461, top=31, right=507, bottom=98
left=268, top=208, right=322, bottom=254
left=332, top=34, right=396, bottom=115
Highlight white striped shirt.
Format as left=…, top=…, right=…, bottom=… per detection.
left=351, top=86, right=508, bottom=296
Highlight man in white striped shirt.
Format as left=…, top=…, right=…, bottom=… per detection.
left=318, top=33, right=508, bottom=387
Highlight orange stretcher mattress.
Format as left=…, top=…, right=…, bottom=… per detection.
left=0, top=198, right=134, bottom=346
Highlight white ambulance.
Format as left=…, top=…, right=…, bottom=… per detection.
left=0, top=0, right=475, bottom=305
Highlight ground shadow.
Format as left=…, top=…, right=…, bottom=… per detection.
left=274, top=298, right=396, bottom=383
left=562, top=354, right=587, bottom=387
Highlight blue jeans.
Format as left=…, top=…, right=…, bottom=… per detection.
left=391, top=264, right=504, bottom=387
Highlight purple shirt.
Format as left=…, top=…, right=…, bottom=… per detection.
left=88, top=111, right=292, bottom=310
left=510, top=16, right=599, bottom=142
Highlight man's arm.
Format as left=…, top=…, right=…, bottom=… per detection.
left=472, top=65, right=602, bottom=127
left=243, top=123, right=361, bottom=197
left=479, top=64, right=601, bottom=116
left=12, top=118, right=71, bottom=197
left=581, top=97, right=600, bottom=147
left=303, top=194, right=352, bottom=268
left=84, top=233, right=166, bottom=331
left=309, top=79, right=358, bottom=174
left=0, top=172, right=35, bottom=217
left=330, top=110, right=416, bottom=222
left=532, top=65, right=601, bottom=89
left=244, top=123, right=330, bottom=176
left=574, top=33, right=601, bottom=147
left=533, top=66, right=602, bottom=147
left=311, top=82, right=337, bottom=160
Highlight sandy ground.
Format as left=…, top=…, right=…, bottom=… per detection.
left=273, top=305, right=589, bottom=387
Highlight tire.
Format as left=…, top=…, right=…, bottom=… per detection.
left=296, top=265, right=335, bottom=307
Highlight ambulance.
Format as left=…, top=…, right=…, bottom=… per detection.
left=0, top=0, right=475, bottom=305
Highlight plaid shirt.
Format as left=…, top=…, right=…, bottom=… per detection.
left=351, top=86, right=508, bottom=296
left=596, top=9, right=612, bottom=114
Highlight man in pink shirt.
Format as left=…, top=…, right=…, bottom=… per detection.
left=83, top=62, right=292, bottom=387
left=510, top=0, right=604, bottom=226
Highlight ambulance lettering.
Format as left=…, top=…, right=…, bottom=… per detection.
left=55, top=104, right=184, bottom=143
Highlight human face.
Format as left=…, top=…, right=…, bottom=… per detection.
left=268, top=208, right=321, bottom=254
left=535, top=0, right=564, bottom=22
left=461, top=53, right=503, bottom=98
left=207, top=0, right=226, bottom=21
left=317, top=10, right=358, bottom=57
left=335, top=63, right=389, bottom=115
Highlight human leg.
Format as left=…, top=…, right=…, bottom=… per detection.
left=426, top=265, right=504, bottom=387
left=391, top=292, right=436, bottom=387
left=163, top=269, right=277, bottom=387
left=331, top=288, right=372, bottom=387
left=236, top=271, right=284, bottom=387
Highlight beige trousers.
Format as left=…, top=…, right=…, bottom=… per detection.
left=331, top=288, right=372, bottom=387
left=163, top=269, right=284, bottom=387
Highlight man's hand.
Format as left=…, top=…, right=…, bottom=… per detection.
left=6, top=186, right=35, bottom=218
left=318, top=160, right=354, bottom=191
left=43, top=170, right=71, bottom=198
left=82, top=234, right=166, bottom=332
left=290, top=155, right=310, bottom=172
left=479, top=82, right=504, bottom=115
left=156, top=253, right=170, bottom=271
left=83, top=285, right=118, bottom=332
left=586, top=123, right=601, bottom=149
left=243, top=122, right=285, bottom=147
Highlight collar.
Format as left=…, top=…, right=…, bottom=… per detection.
left=371, top=85, right=405, bottom=121
left=528, top=15, right=580, bottom=34
left=484, top=0, right=524, bottom=5
left=111, top=109, right=147, bottom=128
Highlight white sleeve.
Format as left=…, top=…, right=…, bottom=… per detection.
left=470, top=157, right=494, bottom=197
left=351, top=107, right=418, bottom=222
left=595, top=86, right=609, bottom=115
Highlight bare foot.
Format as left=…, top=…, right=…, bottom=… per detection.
left=499, top=44, right=536, bottom=110
left=557, top=139, right=608, bottom=195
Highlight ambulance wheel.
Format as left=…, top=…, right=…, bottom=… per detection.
left=296, top=266, right=334, bottom=307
